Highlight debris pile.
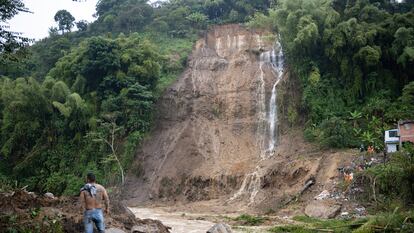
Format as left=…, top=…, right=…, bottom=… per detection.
left=0, top=189, right=170, bottom=233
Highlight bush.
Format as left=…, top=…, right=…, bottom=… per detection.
left=319, top=117, right=356, bottom=148
left=304, top=125, right=320, bottom=142
left=354, top=210, right=414, bottom=233
left=363, top=152, right=414, bottom=206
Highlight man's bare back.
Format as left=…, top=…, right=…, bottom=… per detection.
left=80, top=183, right=110, bottom=213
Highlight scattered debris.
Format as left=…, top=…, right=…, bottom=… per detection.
left=314, top=190, right=330, bottom=200
left=284, top=177, right=315, bottom=205
left=0, top=189, right=170, bottom=233
left=340, top=212, right=350, bottom=218
left=354, top=207, right=367, bottom=217
left=344, top=172, right=353, bottom=183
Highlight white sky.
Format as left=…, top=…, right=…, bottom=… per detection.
left=8, top=0, right=99, bottom=41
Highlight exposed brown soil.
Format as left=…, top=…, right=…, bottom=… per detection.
left=123, top=24, right=359, bottom=218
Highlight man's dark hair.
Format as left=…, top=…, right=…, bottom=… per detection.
left=87, top=172, right=96, bottom=182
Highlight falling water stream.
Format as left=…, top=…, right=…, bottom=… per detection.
left=230, top=37, right=285, bottom=204
left=267, top=40, right=284, bottom=154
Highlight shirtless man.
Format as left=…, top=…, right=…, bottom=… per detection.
left=79, top=172, right=110, bottom=233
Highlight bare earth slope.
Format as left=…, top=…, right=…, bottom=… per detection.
left=124, top=25, right=354, bottom=213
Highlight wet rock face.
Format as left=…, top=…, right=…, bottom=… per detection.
left=125, top=24, right=280, bottom=203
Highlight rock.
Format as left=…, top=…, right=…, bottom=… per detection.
left=305, top=200, right=341, bottom=219
left=340, top=212, right=350, bottom=219
left=355, top=207, right=367, bottom=216
left=106, top=228, right=126, bottom=233
left=44, top=192, right=55, bottom=199
left=207, top=223, right=232, bottom=233
left=314, top=190, right=330, bottom=200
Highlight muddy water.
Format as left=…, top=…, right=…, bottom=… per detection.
left=129, top=207, right=216, bottom=233
left=129, top=207, right=271, bottom=233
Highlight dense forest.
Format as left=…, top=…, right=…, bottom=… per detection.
left=249, top=0, right=414, bottom=149
left=0, top=0, right=274, bottom=195
left=0, top=0, right=413, bottom=208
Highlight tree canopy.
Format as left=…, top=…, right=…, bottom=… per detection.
left=54, top=10, right=76, bottom=34
left=249, top=0, right=414, bottom=148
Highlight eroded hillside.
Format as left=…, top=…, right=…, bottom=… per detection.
left=124, top=24, right=352, bottom=213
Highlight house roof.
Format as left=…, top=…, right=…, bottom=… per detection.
left=398, top=120, right=414, bottom=125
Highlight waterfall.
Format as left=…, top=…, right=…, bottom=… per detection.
left=257, top=39, right=284, bottom=156
left=267, top=40, right=284, bottom=154
left=229, top=37, right=285, bottom=204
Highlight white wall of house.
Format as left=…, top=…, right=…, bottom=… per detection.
left=385, top=129, right=399, bottom=143
left=386, top=143, right=398, bottom=153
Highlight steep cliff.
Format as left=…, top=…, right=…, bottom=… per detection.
left=124, top=25, right=344, bottom=211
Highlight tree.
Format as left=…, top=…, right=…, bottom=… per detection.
left=0, top=0, right=30, bottom=52
left=398, top=81, right=414, bottom=119
left=186, top=12, right=208, bottom=29
left=88, top=115, right=125, bottom=185
left=76, top=20, right=88, bottom=32
left=54, top=10, right=75, bottom=34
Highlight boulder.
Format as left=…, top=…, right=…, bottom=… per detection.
left=207, top=223, right=232, bottom=233
left=305, top=200, right=341, bottom=219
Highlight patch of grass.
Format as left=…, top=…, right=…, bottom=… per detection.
left=270, top=212, right=414, bottom=233
left=233, top=214, right=267, bottom=226
left=143, top=32, right=196, bottom=97
left=353, top=210, right=414, bottom=233
left=269, top=225, right=313, bottom=233
left=290, top=215, right=369, bottom=233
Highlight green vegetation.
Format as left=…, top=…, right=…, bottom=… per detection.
left=233, top=214, right=268, bottom=226
left=1, top=211, right=65, bottom=233
left=54, top=10, right=75, bottom=34
left=0, top=0, right=277, bottom=195
left=0, top=33, right=163, bottom=195
left=249, top=0, right=414, bottom=149
left=0, top=5, right=413, bottom=231
left=356, top=148, right=414, bottom=208
left=270, top=212, right=414, bottom=233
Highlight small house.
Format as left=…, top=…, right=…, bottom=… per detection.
left=398, top=120, right=414, bottom=145
left=384, top=120, right=414, bottom=153
left=385, top=129, right=399, bottom=153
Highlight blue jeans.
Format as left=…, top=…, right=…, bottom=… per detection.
left=83, top=208, right=105, bottom=233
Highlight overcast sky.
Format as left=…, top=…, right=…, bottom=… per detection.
left=8, top=0, right=99, bottom=41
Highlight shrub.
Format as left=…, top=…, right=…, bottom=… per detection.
left=363, top=152, right=414, bottom=206
left=233, top=214, right=267, bottom=226
left=319, top=117, right=356, bottom=148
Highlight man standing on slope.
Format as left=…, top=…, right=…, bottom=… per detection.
left=80, top=172, right=110, bottom=233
